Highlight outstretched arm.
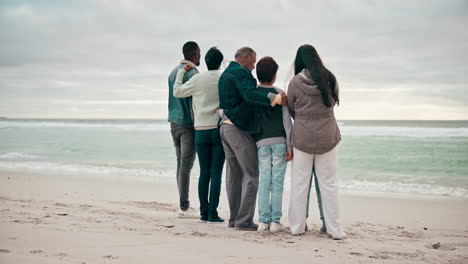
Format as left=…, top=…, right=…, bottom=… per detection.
left=283, top=105, right=293, bottom=161
left=275, top=87, right=294, bottom=161
left=237, top=71, right=287, bottom=107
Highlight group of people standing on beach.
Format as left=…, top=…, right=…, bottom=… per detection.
left=167, top=41, right=346, bottom=240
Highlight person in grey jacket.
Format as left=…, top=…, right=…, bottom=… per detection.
left=287, top=44, right=346, bottom=239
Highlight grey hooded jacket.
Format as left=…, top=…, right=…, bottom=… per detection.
left=287, top=70, right=341, bottom=154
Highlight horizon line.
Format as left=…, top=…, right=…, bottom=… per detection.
left=1, top=117, right=467, bottom=122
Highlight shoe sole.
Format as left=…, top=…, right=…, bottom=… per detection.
left=234, top=227, right=257, bottom=231
left=327, top=234, right=347, bottom=240
left=270, top=229, right=283, bottom=233
left=291, top=232, right=304, bottom=236
left=177, top=215, right=200, bottom=219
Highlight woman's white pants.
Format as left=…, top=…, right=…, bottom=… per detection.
left=289, top=146, right=345, bottom=237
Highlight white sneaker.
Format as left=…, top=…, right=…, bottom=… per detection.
left=177, top=207, right=199, bottom=219
left=257, top=222, right=270, bottom=232
left=270, top=222, right=284, bottom=233
left=331, top=232, right=347, bottom=240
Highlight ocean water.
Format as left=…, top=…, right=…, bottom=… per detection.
left=1, top=119, right=467, bottom=197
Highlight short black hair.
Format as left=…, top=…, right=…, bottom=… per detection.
left=182, top=41, right=199, bottom=60
left=256, top=56, right=278, bottom=83
left=205, top=47, right=223, bottom=70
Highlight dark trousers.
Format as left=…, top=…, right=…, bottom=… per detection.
left=306, top=166, right=325, bottom=222
left=170, top=122, right=196, bottom=210
left=195, top=128, right=225, bottom=218
left=220, top=123, right=259, bottom=228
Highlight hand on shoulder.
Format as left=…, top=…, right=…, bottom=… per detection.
left=183, top=63, right=193, bottom=72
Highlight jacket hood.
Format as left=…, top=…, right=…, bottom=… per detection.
left=295, top=70, right=320, bottom=95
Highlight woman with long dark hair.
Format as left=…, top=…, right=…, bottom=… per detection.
left=287, top=44, right=346, bottom=239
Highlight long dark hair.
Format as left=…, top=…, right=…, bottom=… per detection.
left=294, top=44, right=339, bottom=107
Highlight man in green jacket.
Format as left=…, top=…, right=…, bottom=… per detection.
left=218, top=47, right=287, bottom=230
left=167, top=41, right=200, bottom=217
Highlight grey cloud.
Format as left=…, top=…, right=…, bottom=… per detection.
left=0, top=0, right=467, bottom=119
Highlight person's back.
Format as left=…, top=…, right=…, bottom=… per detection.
left=253, top=57, right=292, bottom=233
left=217, top=47, right=288, bottom=231
left=255, top=87, right=286, bottom=143
left=168, top=65, right=197, bottom=126
left=287, top=44, right=346, bottom=240
left=288, top=70, right=340, bottom=154
left=174, top=70, right=221, bottom=128
left=173, top=47, right=226, bottom=223
left=218, top=61, right=264, bottom=133
left=167, top=41, right=201, bottom=218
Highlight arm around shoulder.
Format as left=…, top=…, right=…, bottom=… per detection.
left=173, top=69, right=196, bottom=98
left=287, top=80, right=297, bottom=118
left=237, top=71, right=272, bottom=106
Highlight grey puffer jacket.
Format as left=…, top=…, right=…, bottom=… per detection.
left=287, top=70, right=341, bottom=154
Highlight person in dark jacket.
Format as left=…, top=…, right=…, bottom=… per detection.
left=218, top=47, right=287, bottom=231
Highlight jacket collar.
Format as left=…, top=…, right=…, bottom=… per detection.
left=229, top=61, right=252, bottom=74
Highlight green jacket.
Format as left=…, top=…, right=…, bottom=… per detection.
left=167, top=63, right=197, bottom=126
left=218, top=61, right=274, bottom=133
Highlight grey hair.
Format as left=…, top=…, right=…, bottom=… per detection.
left=234, top=47, right=256, bottom=59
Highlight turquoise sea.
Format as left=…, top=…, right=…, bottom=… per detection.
left=1, top=119, right=467, bottom=197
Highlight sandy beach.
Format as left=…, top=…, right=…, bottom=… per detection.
left=0, top=170, right=467, bottom=264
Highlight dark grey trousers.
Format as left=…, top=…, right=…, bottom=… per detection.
left=170, top=122, right=196, bottom=210
left=220, top=123, right=259, bottom=228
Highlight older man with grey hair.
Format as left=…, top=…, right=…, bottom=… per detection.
left=218, top=47, right=287, bottom=231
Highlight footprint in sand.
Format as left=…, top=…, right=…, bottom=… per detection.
left=369, top=254, right=391, bottom=259
left=103, top=255, right=119, bottom=259
left=54, top=253, right=68, bottom=257
left=0, top=249, right=11, bottom=253
left=30, top=250, right=43, bottom=254
left=191, top=231, right=208, bottom=237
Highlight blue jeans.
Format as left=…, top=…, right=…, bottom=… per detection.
left=257, top=143, right=287, bottom=223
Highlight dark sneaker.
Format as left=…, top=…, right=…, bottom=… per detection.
left=228, top=222, right=235, bottom=228
left=235, top=223, right=258, bottom=231
left=200, top=215, right=208, bottom=222
left=320, top=222, right=327, bottom=234
left=208, top=216, right=225, bottom=223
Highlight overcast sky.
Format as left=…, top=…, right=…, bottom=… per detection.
left=1, top=0, right=467, bottom=120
